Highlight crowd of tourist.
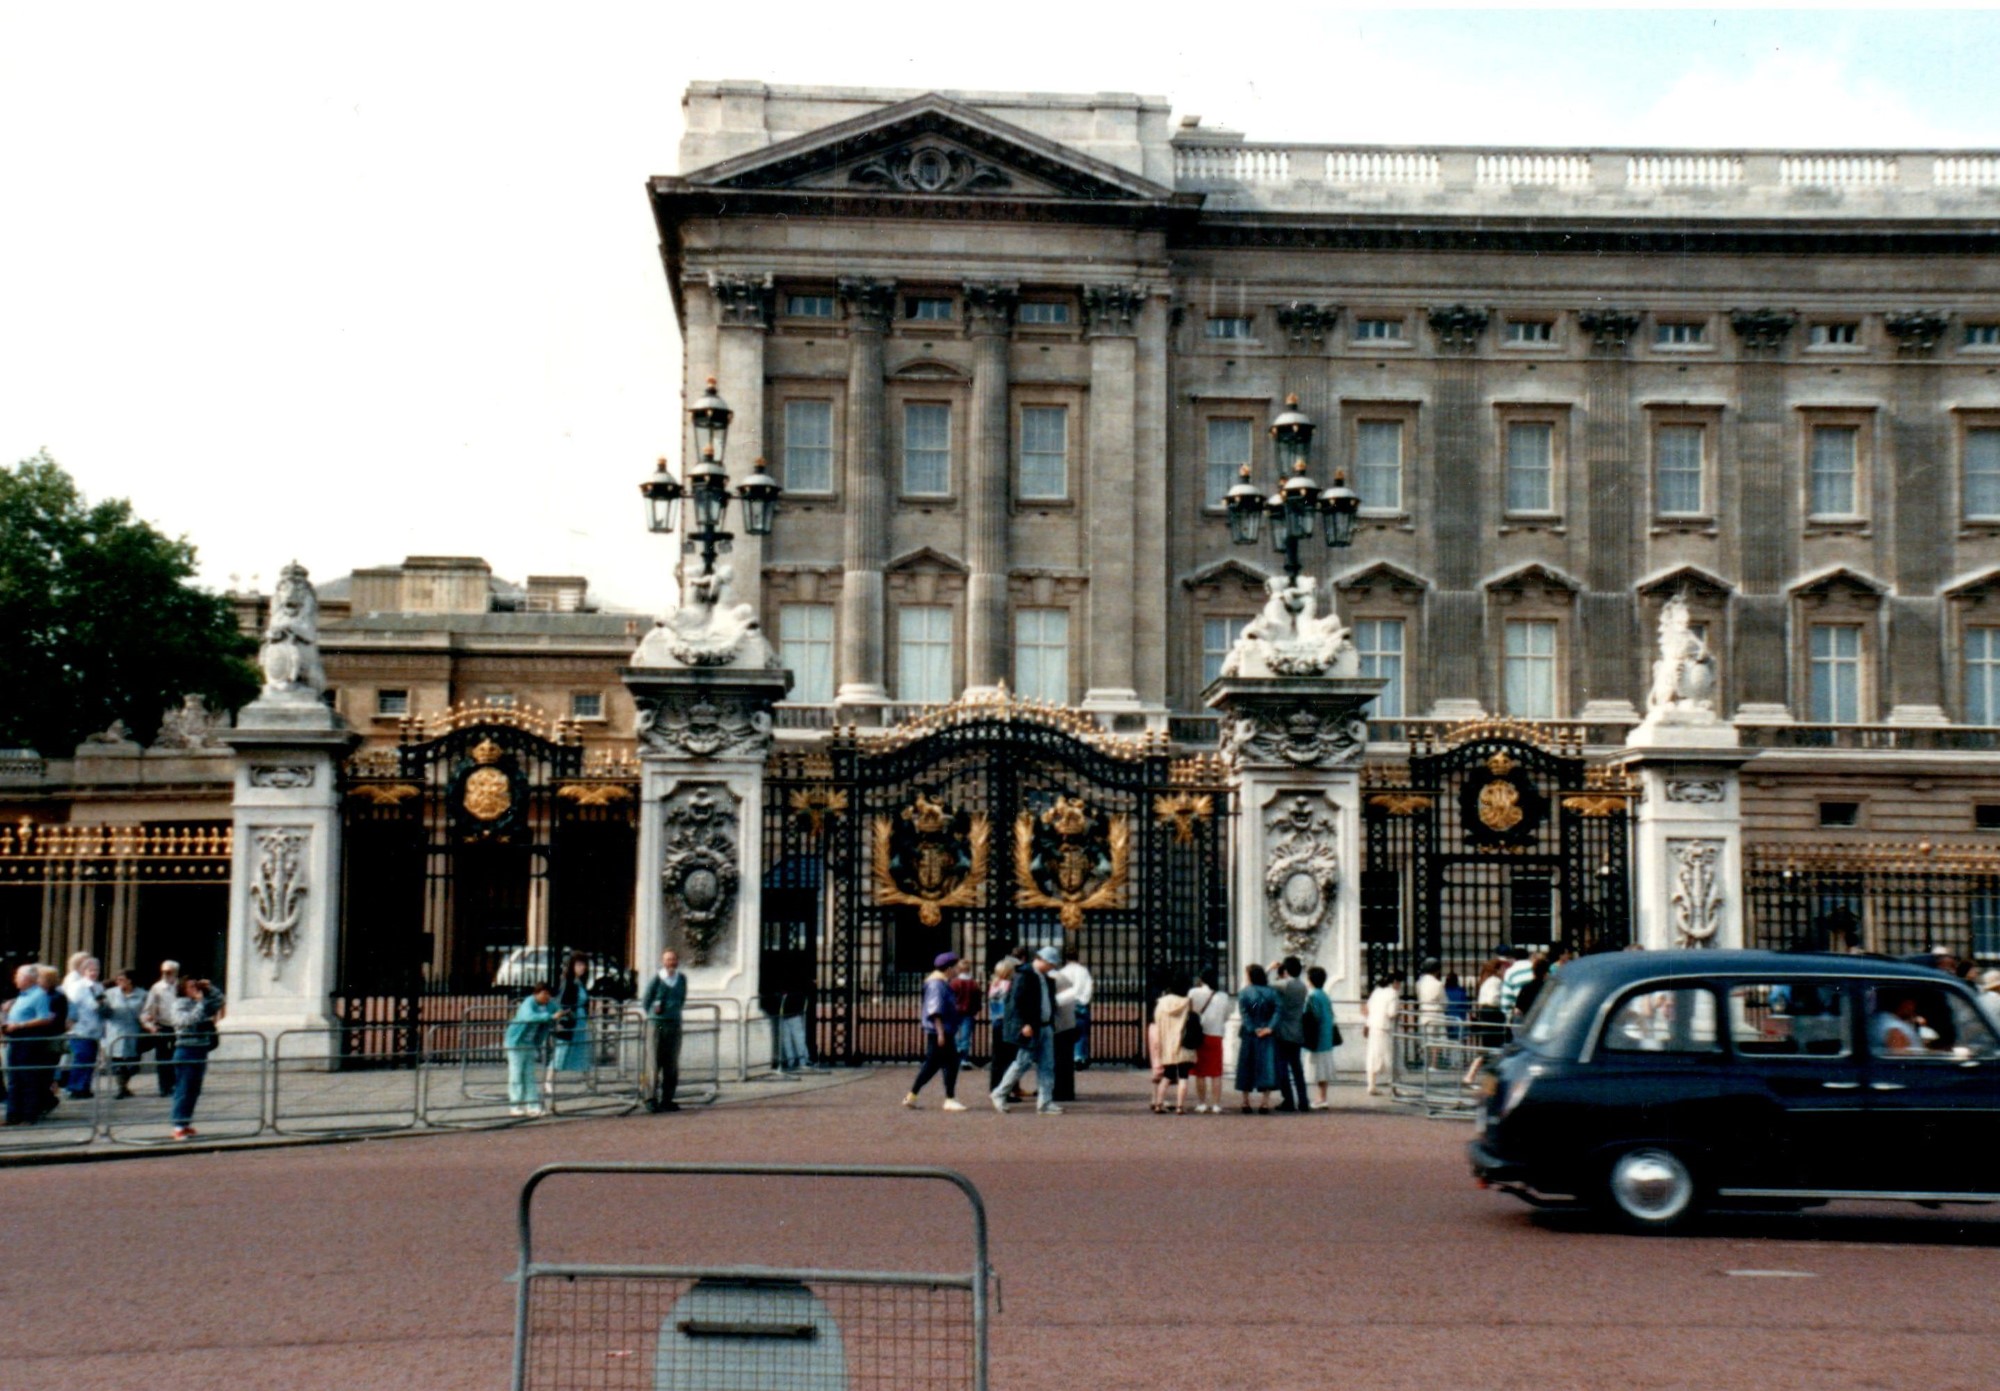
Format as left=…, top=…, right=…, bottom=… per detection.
left=1, top=955, right=225, bottom=1139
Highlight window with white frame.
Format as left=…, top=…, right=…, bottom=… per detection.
left=569, top=691, right=604, bottom=721
left=1013, top=608, right=1069, bottom=702
left=1354, top=619, right=1405, bottom=718
left=1974, top=892, right=2000, bottom=958
left=1505, top=421, right=1555, bottom=513
left=1655, top=320, right=1707, bottom=346
left=1966, top=427, right=2000, bottom=520
left=1809, top=321, right=1859, bottom=347
left=906, top=297, right=953, bottom=322
left=1201, top=617, right=1251, bottom=686
left=375, top=689, right=409, bottom=717
left=1353, top=419, right=1403, bottom=512
left=1018, top=406, right=1068, bottom=500
left=1810, top=424, right=1860, bottom=516
left=780, top=604, right=836, bottom=705
left=783, top=400, right=834, bottom=494
left=903, top=403, right=951, bottom=496
left=1967, top=323, right=2000, bottom=348
left=1503, top=619, right=1559, bottom=718
left=1504, top=319, right=1554, bottom=344
left=1354, top=317, right=1404, bottom=342
left=1809, top=624, right=1863, bottom=723
left=785, top=293, right=835, bottom=318
left=897, top=606, right=954, bottom=703
left=1655, top=424, right=1706, bottom=515
left=1206, top=316, right=1253, bottom=340
left=1205, top=417, right=1253, bottom=507
left=1017, top=301, right=1070, bottom=326
left=1967, top=627, right=2000, bottom=725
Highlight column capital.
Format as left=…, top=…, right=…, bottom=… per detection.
left=1728, top=306, right=1798, bottom=355
left=836, top=276, right=898, bottom=332
left=708, top=271, right=774, bottom=331
left=1425, top=303, right=1490, bottom=353
left=1577, top=308, right=1643, bottom=354
left=1885, top=309, right=1950, bottom=355
left=962, top=280, right=1019, bottom=335
left=1274, top=301, right=1340, bottom=350
left=1080, top=283, right=1147, bottom=337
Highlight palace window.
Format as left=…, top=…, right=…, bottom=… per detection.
left=1013, top=608, right=1069, bottom=703
left=1966, top=427, right=2000, bottom=520
left=1655, top=320, right=1707, bottom=346
left=897, top=606, right=954, bottom=703
left=375, top=689, right=409, bottom=717
left=1808, top=624, right=1863, bottom=723
left=1810, top=424, right=1861, bottom=516
left=1206, top=316, right=1253, bottom=340
left=1201, top=617, right=1250, bottom=686
left=1966, top=627, right=2000, bottom=725
left=1655, top=423, right=1707, bottom=515
left=1205, top=417, right=1254, bottom=507
left=1504, top=318, right=1554, bottom=344
left=780, top=604, right=835, bottom=705
left=1818, top=800, right=1861, bottom=829
left=902, top=403, right=952, bottom=496
left=1503, top=619, right=1559, bottom=718
left=1966, top=323, right=2000, bottom=348
left=1018, top=405, right=1068, bottom=500
left=1352, top=419, right=1403, bottom=513
left=570, top=692, right=604, bottom=721
left=1018, top=301, right=1071, bottom=326
left=1354, top=317, right=1404, bottom=342
left=1355, top=619, right=1405, bottom=718
left=1505, top=421, right=1556, bottom=514
left=1808, top=321, right=1859, bottom=347
left=784, top=293, right=835, bottom=319
left=783, top=400, right=835, bottom=494
left=906, top=297, right=953, bottom=322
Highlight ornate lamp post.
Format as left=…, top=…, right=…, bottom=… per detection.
left=1222, top=394, right=1361, bottom=584
left=639, top=378, right=781, bottom=578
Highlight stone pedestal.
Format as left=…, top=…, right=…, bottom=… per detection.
left=1206, top=676, right=1385, bottom=1002
left=1619, top=720, right=1754, bottom=952
left=626, top=665, right=790, bottom=1074
left=220, top=698, right=358, bottom=1047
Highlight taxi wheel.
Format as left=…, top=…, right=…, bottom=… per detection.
left=1601, top=1146, right=1701, bottom=1233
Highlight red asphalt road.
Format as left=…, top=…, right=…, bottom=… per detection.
left=5, top=1068, right=1997, bottom=1391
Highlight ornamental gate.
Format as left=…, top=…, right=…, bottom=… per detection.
left=1359, top=722, right=1633, bottom=988
left=761, top=699, right=1234, bottom=1065
left=339, top=706, right=638, bottom=1042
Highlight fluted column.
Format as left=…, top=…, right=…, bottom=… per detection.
left=708, top=273, right=771, bottom=618
left=963, top=281, right=1017, bottom=694
left=1081, top=284, right=1147, bottom=713
left=1729, top=309, right=1797, bottom=721
left=1578, top=309, right=1642, bottom=720
left=835, top=278, right=895, bottom=707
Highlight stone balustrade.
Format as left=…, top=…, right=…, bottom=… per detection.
left=1170, top=139, right=2000, bottom=214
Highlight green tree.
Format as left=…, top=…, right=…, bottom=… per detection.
left=0, top=451, right=258, bottom=753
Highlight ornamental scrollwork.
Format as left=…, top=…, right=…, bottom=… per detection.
left=1080, top=284, right=1147, bottom=335
left=249, top=827, right=309, bottom=976
left=873, top=794, right=989, bottom=927
left=1223, top=707, right=1367, bottom=769
left=836, top=277, right=898, bottom=331
left=1265, top=794, right=1340, bottom=957
left=708, top=271, right=773, bottom=329
left=788, top=785, right=848, bottom=839
left=635, top=693, right=774, bottom=760
left=1664, top=778, right=1726, bottom=805
left=1670, top=838, right=1725, bottom=948
left=1152, top=792, right=1214, bottom=846
left=1577, top=308, right=1642, bottom=353
left=1728, top=307, right=1797, bottom=353
left=1014, top=796, right=1131, bottom=934
left=1274, top=302, right=1340, bottom=348
left=1426, top=303, right=1489, bottom=352
left=1885, top=310, right=1948, bottom=355
left=661, top=785, right=740, bottom=966
left=249, top=764, right=314, bottom=789
left=850, top=143, right=1011, bottom=195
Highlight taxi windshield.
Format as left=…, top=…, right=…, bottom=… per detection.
left=1522, top=975, right=1590, bottom=1051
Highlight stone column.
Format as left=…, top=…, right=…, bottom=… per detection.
left=963, top=281, right=1017, bottom=696
left=1886, top=311, right=1951, bottom=724
left=835, top=278, right=896, bottom=711
left=1208, top=674, right=1384, bottom=1064
left=1619, top=726, right=1754, bottom=952
left=1578, top=309, right=1644, bottom=721
left=626, top=666, right=790, bottom=1074
left=707, top=273, right=772, bottom=618
left=1425, top=305, right=1489, bottom=717
left=1081, top=284, right=1147, bottom=720
left=1730, top=309, right=1798, bottom=722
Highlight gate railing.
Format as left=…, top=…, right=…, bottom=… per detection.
left=1386, top=1006, right=1517, bottom=1120
left=1745, top=841, right=2000, bottom=958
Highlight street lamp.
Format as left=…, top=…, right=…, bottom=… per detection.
left=1221, top=394, right=1362, bottom=584
left=638, top=377, right=782, bottom=579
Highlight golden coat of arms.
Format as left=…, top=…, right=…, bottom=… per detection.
left=1458, top=748, right=1547, bottom=848
left=461, top=738, right=513, bottom=823
left=1014, top=795, right=1130, bottom=934
left=872, top=794, right=989, bottom=927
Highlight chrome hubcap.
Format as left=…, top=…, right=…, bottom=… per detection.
left=1611, top=1149, right=1693, bottom=1221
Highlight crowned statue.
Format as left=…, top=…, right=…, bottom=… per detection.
left=1220, top=576, right=1358, bottom=680
left=633, top=562, right=778, bottom=671
left=1644, top=593, right=1717, bottom=723
left=258, top=561, right=327, bottom=702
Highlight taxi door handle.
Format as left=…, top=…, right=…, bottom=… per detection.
left=1820, top=1081, right=1861, bottom=1090
left=1869, top=1082, right=1907, bottom=1091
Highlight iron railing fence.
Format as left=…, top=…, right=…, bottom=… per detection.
left=1385, top=1006, right=1517, bottom=1120
left=1745, top=843, right=2000, bottom=960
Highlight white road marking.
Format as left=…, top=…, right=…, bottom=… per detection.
left=1724, top=1269, right=1819, bottom=1278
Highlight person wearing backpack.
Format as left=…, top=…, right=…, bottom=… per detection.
left=1150, top=970, right=1197, bottom=1114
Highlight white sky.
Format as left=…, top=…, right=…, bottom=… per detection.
left=5, top=3, right=2000, bottom=612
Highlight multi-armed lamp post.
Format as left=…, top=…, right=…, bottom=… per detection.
left=1222, top=394, right=1361, bottom=583
left=639, top=378, right=782, bottom=578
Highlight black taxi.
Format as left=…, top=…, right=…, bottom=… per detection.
left=1467, top=949, right=2000, bottom=1230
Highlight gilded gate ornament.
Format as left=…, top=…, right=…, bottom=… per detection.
left=1014, top=795, right=1130, bottom=934
left=1152, top=792, right=1213, bottom=847
left=1457, top=749, right=1548, bottom=848
left=872, top=794, right=989, bottom=927
left=461, top=738, right=513, bottom=822
left=789, top=785, right=849, bottom=839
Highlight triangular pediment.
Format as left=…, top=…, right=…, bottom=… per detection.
left=887, top=546, right=969, bottom=575
left=685, top=93, right=1172, bottom=202
left=1335, top=560, right=1430, bottom=594
left=1484, top=561, right=1582, bottom=594
left=1181, top=558, right=1271, bottom=591
left=1945, top=566, right=2000, bottom=600
left=1791, top=565, right=1888, bottom=601
left=1635, top=564, right=1734, bottom=602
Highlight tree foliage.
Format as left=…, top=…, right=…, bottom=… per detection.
left=0, top=451, right=258, bottom=753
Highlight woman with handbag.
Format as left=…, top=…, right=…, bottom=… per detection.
left=1234, top=963, right=1280, bottom=1112
left=1150, top=971, right=1197, bottom=1114
left=1186, top=969, right=1231, bottom=1114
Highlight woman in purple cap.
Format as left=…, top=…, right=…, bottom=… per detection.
left=903, top=952, right=967, bottom=1111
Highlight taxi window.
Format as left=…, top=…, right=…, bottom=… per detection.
left=1866, top=983, right=2000, bottom=1061
left=1600, top=986, right=1720, bottom=1054
left=1729, top=981, right=1850, bottom=1058
left=1523, top=976, right=1591, bottom=1049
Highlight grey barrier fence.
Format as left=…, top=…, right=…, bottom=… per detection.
left=1386, top=1007, right=1518, bottom=1119
left=631, top=1004, right=724, bottom=1108
left=101, top=1032, right=271, bottom=1147
left=512, top=1163, right=993, bottom=1391
left=272, top=1025, right=424, bottom=1136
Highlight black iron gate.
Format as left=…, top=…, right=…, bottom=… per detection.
left=1360, top=722, right=1632, bottom=989
left=339, top=707, right=637, bottom=1047
left=762, top=700, right=1233, bottom=1065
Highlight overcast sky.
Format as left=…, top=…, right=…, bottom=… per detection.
left=6, top=3, right=2000, bottom=612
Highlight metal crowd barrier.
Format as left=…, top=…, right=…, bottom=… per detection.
left=630, top=1004, right=723, bottom=1108
left=101, top=1031, right=271, bottom=1147
left=511, top=1163, right=993, bottom=1391
left=273, top=1025, right=422, bottom=1136
left=1386, top=1007, right=1516, bottom=1119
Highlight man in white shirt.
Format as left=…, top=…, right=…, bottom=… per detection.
left=139, top=960, right=181, bottom=1097
left=1499, top=949, right=1537, bottom=1017
left=1416, top=958, right=1446, bottom=1064
left=1062, top=953, right=1095, bottom=1071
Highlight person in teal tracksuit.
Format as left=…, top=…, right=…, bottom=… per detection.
left=505, top=984, right=559, bottom=1116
